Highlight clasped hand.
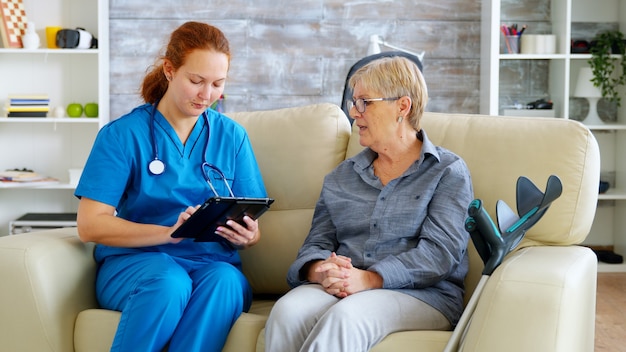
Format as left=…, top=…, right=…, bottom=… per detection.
left=311, top=252, right=382, bottom=298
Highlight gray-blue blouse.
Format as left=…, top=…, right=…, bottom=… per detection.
left=287, top=129, right=474, bottom=326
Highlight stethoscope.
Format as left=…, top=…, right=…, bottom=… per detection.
left=148, top=101, right=234, bottom=197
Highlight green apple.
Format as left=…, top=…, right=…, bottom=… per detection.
left=66, top=103, right=83, bottom=118
left=84, top=102, right=98, bottom=118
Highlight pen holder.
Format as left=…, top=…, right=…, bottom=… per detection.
left=504, top=35, right=520, bottom=54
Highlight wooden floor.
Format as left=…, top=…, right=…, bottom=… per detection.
left=595, top=273, right=626, bottom=352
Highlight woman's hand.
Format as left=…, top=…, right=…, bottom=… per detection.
left=340, top=267, right=383, bottom=296
left=307, top=253, right=383, bottom=298
left=77, top=197, right=193, bottom=247
left=214, top=216, right=260, bottom=249
left=168, top=205, right=199, bottom=244
left=308, top=253, right=353, bottom=297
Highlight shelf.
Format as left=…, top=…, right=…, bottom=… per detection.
left=0, top=117, right=99, bottom=123
left=570, top=54, right=623, bottom=60
left=32, top=183, right=76, bottom=190
left=0, top=48, right=98, bottom=55
left=484, top=0, right=626, bottom=272
left=0, top=182, right=75, bottom=190
left=585, top=123, right=626, bottom=131
left=0, top=0, right=108, bottom=237
left=499, top=53, right=568, bottom=60
left=598, top=262, right=626, bottom=272
left=598, top=189, right=626, bottom=200
left=500, top=54, right=622, bottom=61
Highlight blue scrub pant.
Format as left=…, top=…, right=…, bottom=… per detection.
left=96, top=252, right=252, bottom=352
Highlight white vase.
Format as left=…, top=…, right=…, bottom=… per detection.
left=22, top=22, right=40, bottom=49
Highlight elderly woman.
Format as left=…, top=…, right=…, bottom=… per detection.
left=264, top=56, right=474, bottom=351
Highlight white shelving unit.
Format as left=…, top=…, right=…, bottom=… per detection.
left=481, top=0, right=626, bottom=272
left=0, top=0, right=109, bottom=236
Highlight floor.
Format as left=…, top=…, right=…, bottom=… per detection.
left=595, top=272, right=626, bottom=352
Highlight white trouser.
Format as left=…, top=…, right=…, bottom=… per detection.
left=265, top=284, right=450, bottom=352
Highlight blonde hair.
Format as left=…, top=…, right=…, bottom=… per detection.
left=348, top=56, right=427, bottom=130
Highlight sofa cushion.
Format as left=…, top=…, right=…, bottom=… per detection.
left=229, top=103, right=352, bottom=294
left=75, top=309, right=119, bottom=352
left=460, top=245, right=597, bottom=351
left=0, top=230, right=97, bottom=352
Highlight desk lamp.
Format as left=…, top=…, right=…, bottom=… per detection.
left=574, top=67, right=604, bottom=124
left=367, top=34, right=425, bottom=62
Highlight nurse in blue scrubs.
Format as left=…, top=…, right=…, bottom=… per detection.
left=75, top=22, right=267, bottom=352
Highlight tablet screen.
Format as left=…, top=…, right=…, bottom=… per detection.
left=171, top=197, right=274, bottom=242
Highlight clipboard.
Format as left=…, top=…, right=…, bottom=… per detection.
left=171, top=196, right=274, bottom=242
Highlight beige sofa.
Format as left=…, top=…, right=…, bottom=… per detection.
left=0, top=103, right=599, bottom=352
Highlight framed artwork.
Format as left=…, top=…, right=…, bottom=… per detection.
left=0, top=0, right=27, bottom=48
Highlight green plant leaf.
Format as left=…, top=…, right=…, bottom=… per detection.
left=588, top=30, right=626, bottom=107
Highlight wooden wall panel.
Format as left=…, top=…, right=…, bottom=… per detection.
left=108, top=0, right=483, bottom=117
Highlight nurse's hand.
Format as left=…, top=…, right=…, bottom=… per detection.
left=168, top=205, right=199, bottom=244
left=215, top=216, right=260, bottom=249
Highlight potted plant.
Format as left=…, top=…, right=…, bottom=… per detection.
left=588, top=30, right=626, bottom=107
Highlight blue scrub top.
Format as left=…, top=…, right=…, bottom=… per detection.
left=75, top=103, right=267, bottom=262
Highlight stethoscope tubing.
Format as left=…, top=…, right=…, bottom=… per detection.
left=148, top=101, right=233, bottom=197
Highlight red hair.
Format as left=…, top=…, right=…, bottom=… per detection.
left=140, top=22, right=231, bottom=104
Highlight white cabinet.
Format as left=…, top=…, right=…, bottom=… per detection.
left=481, top=0, right=626, bottom=271
left=0, top=0, right=109, bottom=236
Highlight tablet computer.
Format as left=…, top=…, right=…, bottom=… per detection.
left=171, top=197, right=275, bottom=242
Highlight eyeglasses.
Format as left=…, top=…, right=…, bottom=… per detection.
left=347, top=97, right=400, bottom=113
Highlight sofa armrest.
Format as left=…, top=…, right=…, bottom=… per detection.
left=0, top=228, right=98, bottom=352
left=460, top=245, right=597, bottom=352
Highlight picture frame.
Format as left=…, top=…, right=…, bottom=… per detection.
left=0, top=0, right=28, bottom=48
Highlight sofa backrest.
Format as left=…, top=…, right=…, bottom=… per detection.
left=348, top=112, right=599, bottom=247
left=231, top=104, right=600, bottom=301
left=347, top=112, right=600, bottom=301
left=229, top=103, right=352, bottom=294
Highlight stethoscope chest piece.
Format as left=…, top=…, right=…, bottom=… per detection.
left=149, top=101, right=209, bottom=178
left=148, top=158, right=166, bottom=175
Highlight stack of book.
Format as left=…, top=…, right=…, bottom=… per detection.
left=7, top=94, right=50, bottom=118
left=0, top=168, right=59, bottom=188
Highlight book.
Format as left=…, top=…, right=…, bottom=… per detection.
left=7, top=111, right=48, bottom=117
left=0, top=177, right=59, bottom=188
left=0, top=170, right=58, bottom=188
left=8, top=106, right=50, bottom=112
left=8, top=94, right=49, bottom=100
left=10, top=99, right=50, bottom=105
left=0, top=170, right=47, bottom=181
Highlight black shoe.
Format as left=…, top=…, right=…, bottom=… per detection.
left=594, top=250, right=624, bottom=264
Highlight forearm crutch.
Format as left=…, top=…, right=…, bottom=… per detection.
left=443, top=175, right=562, bottom=352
